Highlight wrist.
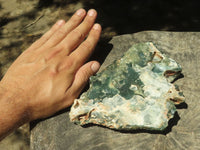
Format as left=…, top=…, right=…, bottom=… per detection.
left=0, top=83, right=30, bottom=138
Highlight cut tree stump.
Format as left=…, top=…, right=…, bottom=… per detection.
left=31, top=31, right=200, bottom=150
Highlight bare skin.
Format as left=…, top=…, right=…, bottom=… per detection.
left=0, top=8, right=101, bottom=140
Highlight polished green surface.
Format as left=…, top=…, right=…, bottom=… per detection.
left=70, top=42, right=184, bottom=130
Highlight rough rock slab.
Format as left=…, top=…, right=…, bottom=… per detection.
left=31, top=31, right=200, bottom=150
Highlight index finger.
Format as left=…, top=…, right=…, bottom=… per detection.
left=70, top=23, right=101, bottom=68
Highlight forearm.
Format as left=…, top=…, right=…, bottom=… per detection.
left=0, top=84, right=29, bottom=141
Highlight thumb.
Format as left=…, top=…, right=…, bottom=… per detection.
left=67, top=61, right=100, bottom=99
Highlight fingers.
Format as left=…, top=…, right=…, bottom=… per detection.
left=58, top=9, right=97, bottom=54
left=56, top=23, right=101, bottom=73
left=66, top=61, right=100, bottom=100
left=40, top=8, right=87, bottom=49
left=28, top=20, right=65, bottom=50
left=43, top=9, right=101, bottom=67
left=70, top=23, right=101, bottom=67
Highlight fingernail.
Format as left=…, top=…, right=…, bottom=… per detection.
left=56, top=20, right=65, bottom=26
left=88, top=9, right=96, bottom=17
left=91, top=62, right=100, bottom=73
left=76, top=9, right=85, bottom=16
left=93, top=24, right=100, bottom=30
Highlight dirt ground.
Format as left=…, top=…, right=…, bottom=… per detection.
left=0, top=0, right=200, bottom=149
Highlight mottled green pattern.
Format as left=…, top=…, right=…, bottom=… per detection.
left=69, top=42, right=184, bottom=130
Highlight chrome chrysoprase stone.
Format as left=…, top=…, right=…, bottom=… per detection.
left=69, top=42, right=185, bottom=130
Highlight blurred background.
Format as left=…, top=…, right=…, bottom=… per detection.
left=0, top=0, right=200, bottom=149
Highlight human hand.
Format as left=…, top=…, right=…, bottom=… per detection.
left=0, top=9, right=101, bottom=122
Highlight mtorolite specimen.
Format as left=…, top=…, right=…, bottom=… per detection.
left=69, top=42, right=185, bottom=131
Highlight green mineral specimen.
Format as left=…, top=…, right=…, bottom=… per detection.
left=69, top=42, right=185, bottom=131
